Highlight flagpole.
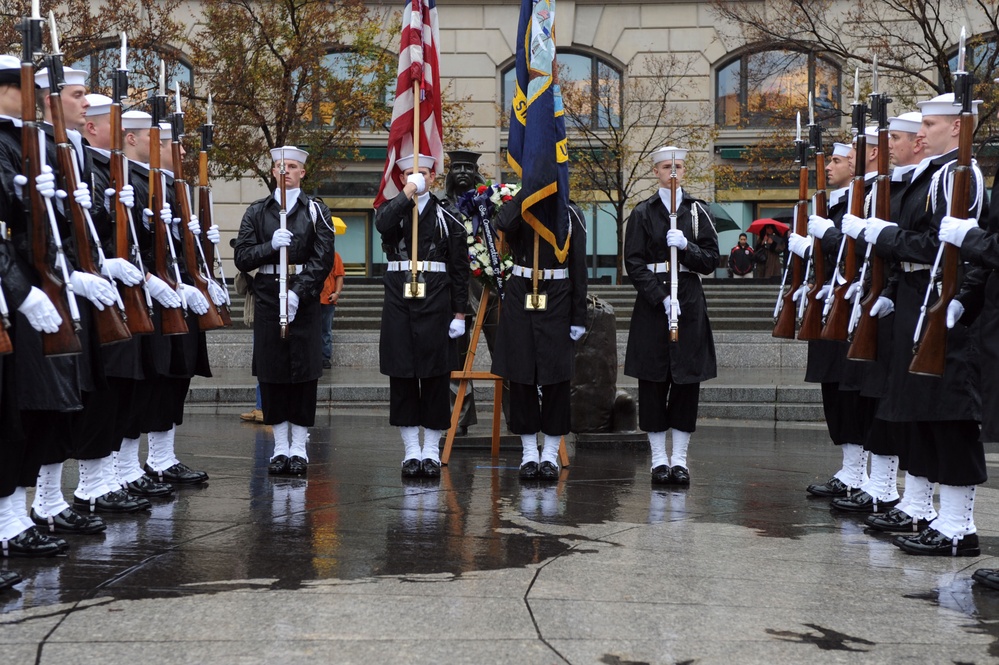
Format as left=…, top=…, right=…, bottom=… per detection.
left=409, top=79, right=421, bottom=298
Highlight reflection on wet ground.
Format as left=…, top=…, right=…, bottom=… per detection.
left=3, top=413, right=999, bottom=663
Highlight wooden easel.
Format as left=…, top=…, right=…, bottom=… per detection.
left=441, top=286, right=570, bottom=467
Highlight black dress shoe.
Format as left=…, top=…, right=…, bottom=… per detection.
left=670, top=465, right=690, bottom=486
left=538, top=461, right=559, bottom=481
left=268, top=455, right=290, bottom=475
left=864, top=507, right=930, bottom=533
left=651, top=465, right=672, bottom=485
left=421, top=459, right=441, bottom=477
left=973, top=568, right=999, bottom=591
left=831, top=491, right=899, bottom=514
left=144, top=462, right=208, bottom=485
left=806, top=476, right=850, bottom=497
left=2, top=527, right=66, bottom=557
left=31, top=507, right=106, bottom=535
left=288, top=456, right=308, bottom=476
left=0, top=570, right=21, bottom=589
left=73, top=490, right=147, bottom=514
left=893, top=528, right=981, bottom=557
left=519, top=461, right=539, bottom=480
left=124, top=475, right=174, bottom=498
left=401, top=458, right=422, bottom=478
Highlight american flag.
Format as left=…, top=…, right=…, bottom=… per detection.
left=373, top=0, right=444, bottom=209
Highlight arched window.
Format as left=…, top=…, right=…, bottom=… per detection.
left=716, top=50, right=841, bottom=128
left=72, top=44, right=193, bottom=100
left=501, top=51, right=622, bottom=130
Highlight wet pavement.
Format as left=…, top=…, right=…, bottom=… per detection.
left=4, top=411, right=999, bottom=664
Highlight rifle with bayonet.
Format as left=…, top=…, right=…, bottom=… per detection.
left=198, top=92, right=232, bottom=327
left=170, top=82, right=224, bottom=330
left=45, top=13, right=131, bottom=346
left=909, top=28, right=974, bottom=377
left=110, top=31, right=154, bottom=334
left=150, top=62, right=188, bottom=336
left=773, top=112, right=808, bottom=339
left=19, top=7, right=80, bottom=356
left=848, top=62, right=890, bottom=361
left=798, top=95, right=827, bottom=341
left=667, top=150, right=680, bottom=342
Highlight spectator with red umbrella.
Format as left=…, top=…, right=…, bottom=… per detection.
left=749, top=218, right=788, bottom=279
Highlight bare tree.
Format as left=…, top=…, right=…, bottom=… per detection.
left=560, top=53, right=716, bottom=282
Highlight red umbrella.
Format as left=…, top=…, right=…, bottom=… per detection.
left=746, top=218, right=789, bottom=236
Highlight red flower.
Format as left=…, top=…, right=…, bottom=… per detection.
left=473, top=268, right=483, bottom=276
left=476, top=185, right=489, bottom=194
left=502, top=195, right=512, bottom=202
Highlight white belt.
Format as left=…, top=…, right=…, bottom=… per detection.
left=258, top=264, right=303, bottom=275
left=901, top=262, right=931, bottom=273
left=387, top=260, right=446, bottom=273
left=646, top=262, right=690, bottom=273
left=512, top=265, right=569, bottom=280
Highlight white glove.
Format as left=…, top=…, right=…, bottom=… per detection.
left=864, top=216, right=896, bottom=244
left=207, top=279, right=228, bottom=307
left=807, top=214, right=834, bottom=239
left=448, top=317, right=465, bottom=339
left=142, top=208, right=154, bottom=231
left=101, top=258, right=143, bottom=286
left=70, top=271, right=116, bottom=311
left=73, top=181, right=92, bottom=210
left=869, top=296, right=894, bottom=318
left=159, top=206, right=172, bottom=230
left=845, top=281, right=861, bottom=301
left=12, top=174, right=27, bottom=200
left=15, top=167, right=57, bottom=200
left=206, top=224, right=221, bottom=245
left=146, top=274, right=181, bottom=308
left=406, top=172, right=426, bottom=194
left=946, top=299, right=965, bottom=329
left=939, top=215, right=978, bottom=248
left=119, top=184, right=134, bottom=209
left=179, top=284, right=209, bottom=315
left=841, top=213, right=866, bottom=240
left=569, top=325, right=585, bottom=341
left=662, top=296, right=681, bottom=317
left=271, top=228, right=293, bottom=251
left=287, top=289, right=299, bottom=323
left=787, top=232, right=811, bottom=259
left=170, top=217, right=182, bottom=240
left=791, top=283, right=808, bottom=303
left=816, top=283, right=833, bottom=302
left=666, top=229, right=688, bottom=250
left=16, top=286, right=62, bottom=333
left=187, top=215, right=201, bottom=237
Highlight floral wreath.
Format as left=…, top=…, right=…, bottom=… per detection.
left=456, top=183, right=520, bottom=295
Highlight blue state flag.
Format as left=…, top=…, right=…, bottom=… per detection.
left=507, top=0, right=571, bottom=262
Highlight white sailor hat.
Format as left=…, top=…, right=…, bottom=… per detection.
left=158, top=122, right=172, bottom=142
left=862, top=125, right=878, bottom=141
left=85, top=94, right=113, bottom=117
left=650, top=145, right=688, bottom=166
left=395, top=152, right=433, bottom=170
left=271, top=145, right=309, bottom=165
left=35, top=67, right=87, bottom=89
left=917, top=92, right=981, bottom=116
left=831, top=142, right=852, bottom=158
left=0, top=56, right=20, bottom=87
left=888, top=112, right=922, bottom=134
left=121, top=110, right=151, bottom=130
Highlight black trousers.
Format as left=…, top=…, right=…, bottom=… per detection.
left=389, top=375, right=451, bottom=430
left=906, top=420, right=985, bottom=485
left=508, top=381, right=571, bottom=436
left=125, top=376, right=190, bottom=437
left=18, top=410, right=78, bottom=486
left=637, top=379, right=700, bottom=433
left=863, top=416, right=907, bottom=470
left=822, top=383, right=877, bottom=445
left=260, top=380, right=319, bottom=427
left=73, top=378, right=135, bottom=461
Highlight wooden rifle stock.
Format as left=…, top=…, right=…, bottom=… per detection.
left=821, top=137, right=865, bottom=341
left=798, top=151, right=827, bottom=340
left=0, top=319, right=10, bottom=355
left=48, top=82, right=131, bottom=346
left=20, top=50, right=80, bottom=355
left=110, top=97, right=154, bottom=334
left=150, top=122, right=188, bottom=336
left=172, top=139, right=223, bottom=330
left=773, top=151, right=809, bottom=339
left=909, top=117, right=973, bottom=376
left=199, top=151, right=231, bottom=326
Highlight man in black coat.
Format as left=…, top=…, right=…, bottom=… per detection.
left=491, top=187, right=587, bottom=482
left=623, top=146, right=718, bottom=486
left=374, top=152, right=468, bottom=478
left=235, top=146, right=336, bottom=476
left=864, top=93, right=986, bottom=556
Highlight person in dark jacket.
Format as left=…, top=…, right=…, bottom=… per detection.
left=727, top=233, right=754, bottom=278
left=234, top=146, right=336, bottom=476
left=623, top=146, right=718, bottom=486
left=375, top=153, right=468, bottom=478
